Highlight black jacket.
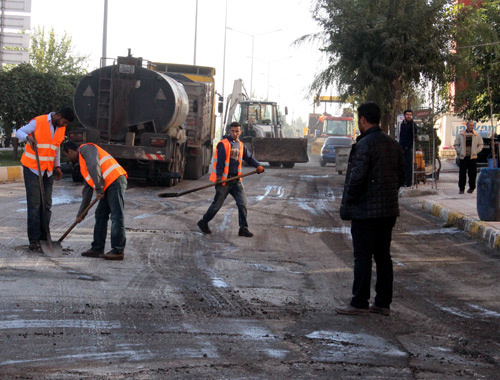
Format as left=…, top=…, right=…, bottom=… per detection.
left=340, top=126, right=405, bottom=220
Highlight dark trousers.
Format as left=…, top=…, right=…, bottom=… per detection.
left=458, top=157, right=477, bottom=191
left=92, top=175, right=127, bottom=253
left=23, top=166, right=53, bottom=243
left=403, top=147, right=413, bottom=187
left=202, top=180, right=248, bottom=228
left=350, top=216, right=397, bottom=309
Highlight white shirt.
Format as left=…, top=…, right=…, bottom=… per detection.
left=16, top=113, right=61, bottom=177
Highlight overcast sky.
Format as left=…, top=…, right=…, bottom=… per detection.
left=30, top=0, right=336, bottom=123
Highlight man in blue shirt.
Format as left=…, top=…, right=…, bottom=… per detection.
left=197, top=122, right=264, bottom=237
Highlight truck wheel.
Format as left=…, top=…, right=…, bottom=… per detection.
left=320, top=160, right=326, bottom=167
left=269, top=162, right=281, bottom=167
left=282, top=162, right=295, bottom=168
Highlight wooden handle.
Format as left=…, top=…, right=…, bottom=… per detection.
left=58, top=197, right=99, bottom=243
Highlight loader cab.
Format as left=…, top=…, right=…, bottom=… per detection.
left=234, top=101, right=281, bottom=138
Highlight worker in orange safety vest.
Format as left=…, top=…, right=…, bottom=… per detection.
left=63, top=141, right=128, bottom=261
left=16, top=107, right=75, bottom=251
left=197, top=122, right=264, bottom=237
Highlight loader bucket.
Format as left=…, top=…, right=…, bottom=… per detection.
left=242, top=137, right=309, bottom=165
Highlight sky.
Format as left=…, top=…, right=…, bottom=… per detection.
left=28, top=0, right=339, bottom=127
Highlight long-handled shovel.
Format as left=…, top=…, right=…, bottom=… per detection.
left=34, top=144, right=62, bottom=256
left=158, top=170, right=259, bottom=198
left=57, top=197, right=99, bottom=243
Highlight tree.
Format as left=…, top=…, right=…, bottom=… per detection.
left=0, top=27, right=87, bottom=156
left=30, top=26, right=88, bottom=75
left=302, top=0, right=453, bottom=132
left=451, top=0, right=500, bottom=121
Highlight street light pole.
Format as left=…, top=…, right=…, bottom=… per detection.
left=101, top=0, right=108, bottom=67
left=221, top=0, right=228, bottom=139
left=225, top=27, right=282, bottom=98
left=193, top=0, right=198, bottom=65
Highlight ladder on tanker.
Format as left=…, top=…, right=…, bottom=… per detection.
left=96, top=67, right=113, bottom=141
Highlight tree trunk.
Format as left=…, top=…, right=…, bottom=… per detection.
left=12, top=138, right=18, bottom=160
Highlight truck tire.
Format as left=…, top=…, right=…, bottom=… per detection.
left=282, top=162, right=295, bottom=168
left=320, top=160, right=326, bottom=167
left=269, top=162, right=281, bottom=167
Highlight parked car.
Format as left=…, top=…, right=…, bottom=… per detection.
left=320, top=136, right=353, bottom=167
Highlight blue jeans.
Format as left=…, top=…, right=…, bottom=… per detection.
left=92, top=175, right=127, bottom=253
left=23, top=166, right=53, bottom=243
left=350, top=216, right=397, bottom=309
left=202, top=180, right=248, bottom=228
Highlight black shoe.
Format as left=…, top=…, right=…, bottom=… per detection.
left=467, top=188, right=474, bottom=194
left=81, top=249, right=104, bottom=258
left=238, top=227, right=254, bottom=237
left=459, top=190, right=464, bottom=194
left=197, top=220, right=211, bottom=234
left=100, top=250, right=124, bottom=260
left=369, top=304, right=391, bottom=316
left=29, top=241, right=40, bottom=251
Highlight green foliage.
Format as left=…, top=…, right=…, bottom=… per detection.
left=0, top=28, right=87, bottom=138
left=0, top=64, right=81, bottom=137
left=30, top=26, right=89, bottom=75
left=304, top=0, right=453, bottom=129
left=451, top=0, right=500, bottom=121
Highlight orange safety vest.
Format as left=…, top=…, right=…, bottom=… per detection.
left=209, top=139, right=243, bottom=185
left=21, top=115, right=66, bottom=172
left=79, top=143, right=127, bottom=191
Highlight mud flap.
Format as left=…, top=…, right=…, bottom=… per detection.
left=242, top=137, right=309, bottom=164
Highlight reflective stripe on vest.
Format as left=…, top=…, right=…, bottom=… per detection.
left=79, top=143, right=128, bottom=191
left=209, top=139, right=243, bottom=185
left=20, top=115, right=66, bottom=172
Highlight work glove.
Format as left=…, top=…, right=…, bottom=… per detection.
left=257, top=166, right=265, bottom=174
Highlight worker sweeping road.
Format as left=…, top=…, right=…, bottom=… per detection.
left=197, top=121, right=264, bottom=237
left=63, top=141, right=128, bottom=260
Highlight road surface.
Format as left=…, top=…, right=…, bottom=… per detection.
left=0, top=161, right=499, bottom=379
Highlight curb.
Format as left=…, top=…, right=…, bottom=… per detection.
left=0, top=166, right=23, bottom=182
left=422, top=199, right=500, bottom=250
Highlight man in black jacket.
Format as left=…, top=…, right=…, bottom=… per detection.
left=336, top=102, right=405, bottom=316
left=399, top=110, right=417, bottom=187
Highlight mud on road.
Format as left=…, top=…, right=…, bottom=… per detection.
left=0, top=162, right=499, bottom=379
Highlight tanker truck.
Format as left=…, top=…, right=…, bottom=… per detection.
left=70, top=53, right=216, bottom=186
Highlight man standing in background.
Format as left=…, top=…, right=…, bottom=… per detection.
left=399, top=110, right=417, bottom=188
left=454, top=121, right=483, bottom=194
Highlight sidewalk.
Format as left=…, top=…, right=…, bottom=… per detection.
left=399, top=159, right=500, bottom=251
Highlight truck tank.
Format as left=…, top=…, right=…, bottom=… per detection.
left=71, top=55, right=190, bottom=186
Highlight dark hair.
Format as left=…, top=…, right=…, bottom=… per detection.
left=57, top=106, right=75, bottom=122
left=63, top=141, right=79, bottom=153
left=357, top=102, right=381, bottom=125
left=403, top=109, right=412, bottom=116
left=229, top=121, right=241, bottom=128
